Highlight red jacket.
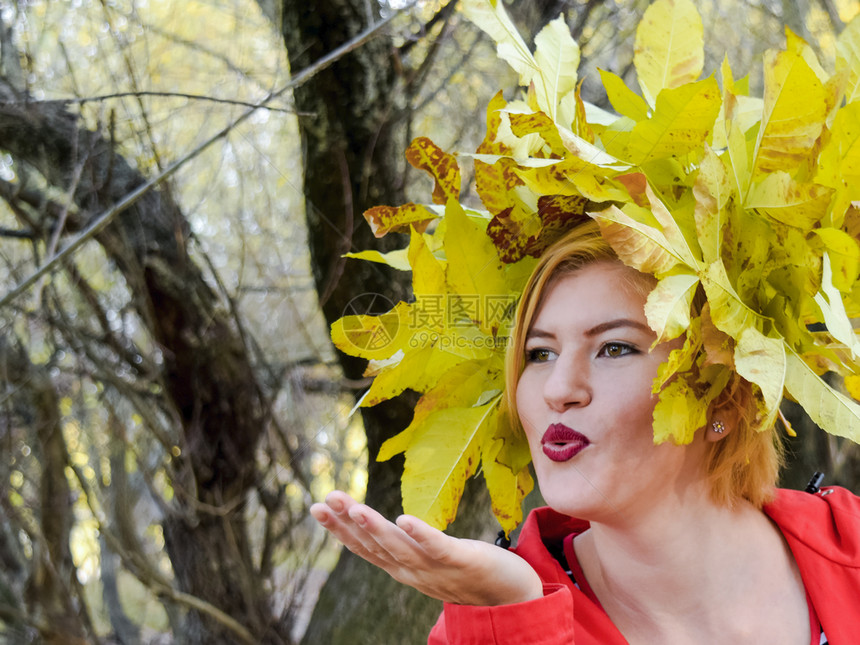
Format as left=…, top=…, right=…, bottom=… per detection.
left=428, top=487, right=860, bottom=644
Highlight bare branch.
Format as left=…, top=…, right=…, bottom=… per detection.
left=0, top=1, right=417, bottom=309
left=23, top=90, right=302, bottom=114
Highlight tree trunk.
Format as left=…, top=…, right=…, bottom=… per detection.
left=273, top=2, right=496, bottom=643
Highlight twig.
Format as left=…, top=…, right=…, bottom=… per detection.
left=28, top=91, right=302, bottom=114
left=0, top=1, right=417, bottom=310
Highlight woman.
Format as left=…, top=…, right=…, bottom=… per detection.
left=311, top=221, right=860, bottom=644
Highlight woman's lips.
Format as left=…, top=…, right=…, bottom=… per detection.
left=541, top=423, right=590, bottom=462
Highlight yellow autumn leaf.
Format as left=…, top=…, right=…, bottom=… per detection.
left=816, top=100, right=860, bottom=186
left=361, top=345, right=466, bottom=407
left=557, top=125, right=631, bottom=171
left=628, top=77, right=721, bottom=164
left=567, top=172, right=631, bottom=203
left=652, top=377, right=708, bottom=444
left=644, top=272, right=700, bottom=343
left=497, top=106, right=548, bottom=160
left=400, top=399, right=499, bottom=529
left=343, top=248, right=411, bottom=271
left=693, top=145, right=733, bottom=264
left=591, top=203, right=686, bottom=276
left=462, top=0, right=537, bottom=92
left=745, top=172, right=831, bottom=229
left=721, top=95, right=754, bottom=200
left=712, top=89, right=764, bottom=150
left=508, top=111, right=566, bottom=156
left=845, top=373, right=860, bottom=401
left=378, top=357, right=504, bottom=461
left=330, top=301, right=411, bottom=360
left=752, top=37, right=827, bottom=179
left=533, top=14, right=581, bottom=122
left=815, top=100, right=860, bottom=228
left=405, top=137, right=461, bottom=205
left=813, top=228, right=860, bottom=292
left=633, top=0, right=704, bottom=107
left=514, top=160, right=585, bottom=198
left=480, top=414, right=534, bottom=535
left=733, top=328, right=786, bottom=426
left=653, top=315, right=701, bottom=391
left=784, top=349, right=860, bottom=443
left=599, top=69, right=649, bottom=122
left=444, top=200, right=509, bottom=325
left=813, top=252, right=860, bottom=359
left=364, top=203, right=439, bottom=237
left=644, top=182, right=701, bottom=268
left=836, top=14, right=860, bottom=104
left=700, top=260, right=770, bottom=339
left=409, top=226, right=446, bottom=298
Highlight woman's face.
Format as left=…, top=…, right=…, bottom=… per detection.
left=515, top=261, right=707, bottom=524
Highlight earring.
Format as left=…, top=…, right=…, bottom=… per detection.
left=712, top=420, right=725, bottom=434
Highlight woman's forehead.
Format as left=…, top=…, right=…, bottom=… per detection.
left=535, top=262, right=650, bottom=319
left=543, top=260, right=653, bottom=301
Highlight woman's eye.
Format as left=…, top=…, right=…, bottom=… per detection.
left=599, top=342, right=635, bottom=358
left=526, top=348, right=555, bottom=363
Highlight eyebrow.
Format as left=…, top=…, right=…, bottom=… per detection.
left=527, top=318, right=653, bottom=340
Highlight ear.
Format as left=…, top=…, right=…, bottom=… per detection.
left=705, top=418, right=731, bottom=443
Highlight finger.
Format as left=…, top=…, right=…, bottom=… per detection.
left=309, top=502, right=332, bottom=526
left=347, top=506, right=432, bottom=565
left=395, top=514, right=456, bottom=563
left=323, top=490, right=360, bottom=515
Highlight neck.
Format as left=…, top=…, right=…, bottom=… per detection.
left=573, top=490, right=805, bottom=643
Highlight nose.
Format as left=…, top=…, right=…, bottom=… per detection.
left=543, top=354, right=591, bottom=411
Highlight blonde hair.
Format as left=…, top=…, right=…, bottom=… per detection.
left=504, top=220, right=782, bottom=508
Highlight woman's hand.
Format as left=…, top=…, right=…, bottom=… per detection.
left=310, top=491, right=543, bottom=607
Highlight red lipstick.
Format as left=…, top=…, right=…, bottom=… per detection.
left=541, top=423, right=590, bottom=462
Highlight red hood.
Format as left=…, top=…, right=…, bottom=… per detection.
left=765, top=487, right=860, bottom=643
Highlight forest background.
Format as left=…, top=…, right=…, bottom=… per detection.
left=0, top=0, right=858, bottom=643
